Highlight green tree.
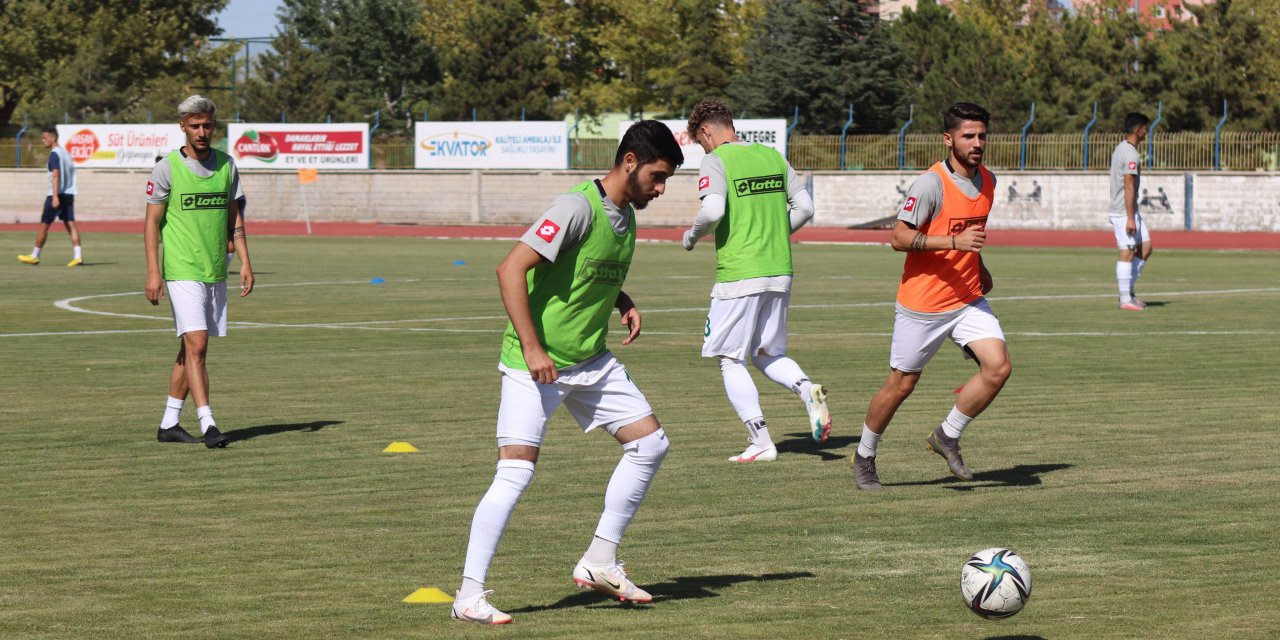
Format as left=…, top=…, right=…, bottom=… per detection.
left=539, top=0, right=750, bottom=118
left=0, top=0, right=230, bottom=128
left=734, top=0, right=909, bottom=134
left=425, top=0, right=559, bottom=121
left=890, top=0, right=1031, bottom=133
left=1149, top=0, right=1280, bottom=131
left=241, top=0, right=438, bottom=133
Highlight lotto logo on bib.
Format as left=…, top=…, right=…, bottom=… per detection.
left=732, top=174, right=785, bottom=197
left=577, top=258, right=628, bottom=286
left=535, top=219, right=560, bottom=242
left=949, top=216, right=987, bottom=235
left=180, top=192, right=230, bottom=211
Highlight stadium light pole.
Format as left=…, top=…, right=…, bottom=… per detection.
left=369, top=110, right=380, bottom=169
left=1146, top=100, right=1162, bottom=168
left=1213, top=99, right=1228, bottom=171
left=14, top=112, right=28, bottom=168
left=839, top=104, right=855, bottom=171
left=1019, top=101, right=1036, bottom=171
left=567, top=109, right=579, bottom=169
left=1082, top=101, right=1098, bottom=171
left=898, top=104, right=914, bottom=170
left=786, top=106, right=800, bottom=149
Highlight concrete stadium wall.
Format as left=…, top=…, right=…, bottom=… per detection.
left=2, top=168, right=1277, bottom=232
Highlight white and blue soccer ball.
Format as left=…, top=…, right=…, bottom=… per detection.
left=960, top=547, right=1032, bottom=619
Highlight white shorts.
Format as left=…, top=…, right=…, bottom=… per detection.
left=702, top=291, right=789, bottom=360
left=495, top=353, right=653, bottom=448
left=166, top=280, right=228, bottom=337
left=1109, top=212, right=1150, bottom=250
left=889, top=299, right=1004, bottom=373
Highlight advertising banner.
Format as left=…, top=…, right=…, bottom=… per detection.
left=618, top=119, right=787, bottom=169
left=56, top=124, right=184, bottom=168
left=228, top=123, right=370, bottom=169
left=415, top=121, right=568, bottom=169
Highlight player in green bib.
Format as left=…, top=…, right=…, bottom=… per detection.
left=143, top=95, right=254, bottom=449
left=681, top=99, right=832, bottom=463
left=451, top=122, right=683, bottom=625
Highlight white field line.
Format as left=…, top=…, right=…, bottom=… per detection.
left=4, top=284, right=1277, bottom=339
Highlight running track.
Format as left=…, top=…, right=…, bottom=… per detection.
left=3, top=221, right=1277, bottom=250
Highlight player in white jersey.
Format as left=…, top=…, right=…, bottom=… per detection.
left=1108, top=113, right=1152, bottom=310
left=18, top=126, right=82, bottom=266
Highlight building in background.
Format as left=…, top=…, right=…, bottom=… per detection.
left=879, top=0, right=1211, bottom=27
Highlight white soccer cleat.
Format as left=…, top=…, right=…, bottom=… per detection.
left=728, top=443, right=778, bottom=463
left=450, top=589, right=512, bottom=625
left=572, top=560, right=652, bottom=603
left=804, top=383, right=832, bottom=442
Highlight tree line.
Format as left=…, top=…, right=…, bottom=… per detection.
left=2, top=0, right=1277, bottom=136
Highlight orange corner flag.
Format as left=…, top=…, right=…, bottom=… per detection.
left=297, top=168, right=319, bottom=184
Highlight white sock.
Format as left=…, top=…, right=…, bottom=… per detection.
left=31, top=246, right=41, bottom=258
left=719, top=358, right=763, bottom=424
left=1131, top=258, right=1146, bottom=295
left=159, top=396, right=184, bottom=429
left=752, top=354, right=809, bottom=397
left=226, top=253, right=234, bottom=267
left=592, top=429, right=669, bottom=546
left=1116, top=261, right=1133, bottom=302
left=940, top=405, right=974, bottom=439
left=196, top=405, right=215, bottom=432
left=461, top=459, right=535, bottom=589
left=745, top=418, right=773, bottom=448
left=856, top=424, right=882, bottom=459
left=73, top=245, right=82, bottom=260
left=458, top=577, right=485, bottom=601
left=583, top=535, right=619, bottom=566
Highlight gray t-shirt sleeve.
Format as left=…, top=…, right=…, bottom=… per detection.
left=698, top=154, right=729, bottom=200
left=519, top=192, right=594, bottom=262
left=227, top=156, right=245, bottom=201
left=785, top=160, right=804, bottom=201
left=897, top=171, right=944, bottom=228
left=146, top=159, right=172, bottom=205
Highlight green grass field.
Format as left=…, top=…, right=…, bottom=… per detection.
left=2, top=230, right=1278, bottom=639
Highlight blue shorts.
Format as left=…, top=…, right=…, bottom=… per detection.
left=41, top=195, right=75, bottom=224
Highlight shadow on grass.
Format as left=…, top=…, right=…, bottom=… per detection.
left=1142, top=300, right=1169, bottom=307
left=225, top=420, right=344, bottom=443
left=775, top=432, right=859, bottom=461
left=507, top=571, right=817, bottom=613
left=886, top=463, right=1073, bottom=491
left=984, top=636, right=1049, bottom=640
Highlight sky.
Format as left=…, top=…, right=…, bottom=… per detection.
left=214, top=0, right=285, bottom=39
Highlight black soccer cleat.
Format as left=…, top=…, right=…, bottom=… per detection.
left=157, top=425, right=203, bottom=444
left=202, top=426, right=230, bottom=448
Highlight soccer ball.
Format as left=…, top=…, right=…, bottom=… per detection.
left=960, top=547, right=1032, bottom=619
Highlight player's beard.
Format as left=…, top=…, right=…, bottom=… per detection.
left=627, top=170, right=654, bottom=210
left=954, top=145, right=983, bottom=170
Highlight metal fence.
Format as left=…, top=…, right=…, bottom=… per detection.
left=4, top=131, right=1278, bottom=172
